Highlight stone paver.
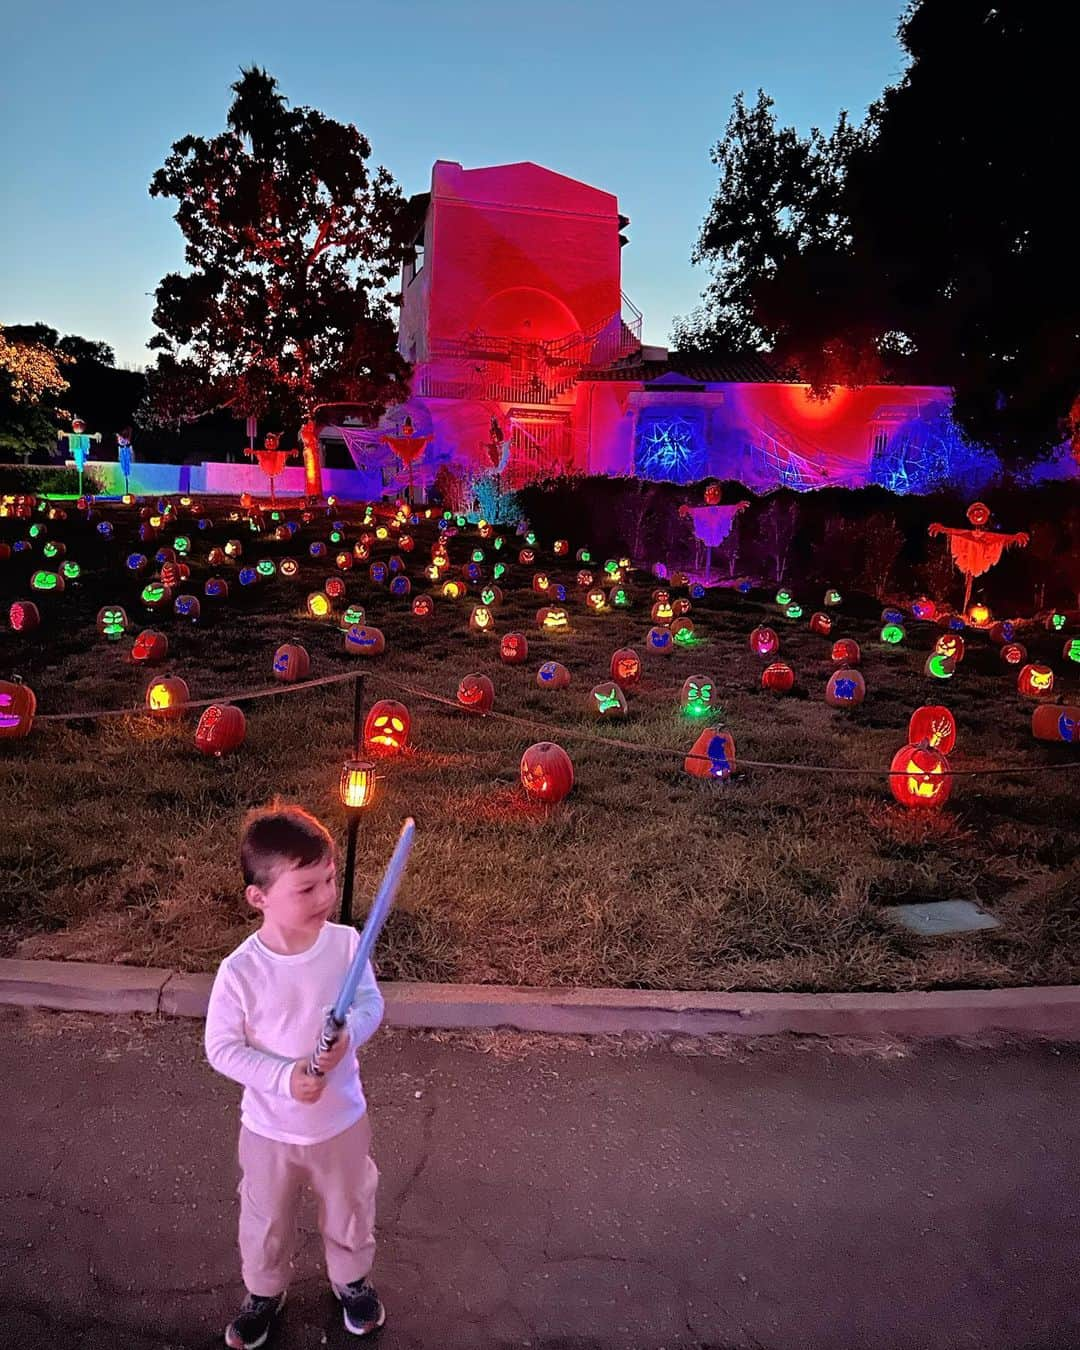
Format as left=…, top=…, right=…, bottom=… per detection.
left=1, top=1008, right=1078, bottom=1349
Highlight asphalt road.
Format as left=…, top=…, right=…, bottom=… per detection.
left=1, top=1007, right=1077, bottom=1350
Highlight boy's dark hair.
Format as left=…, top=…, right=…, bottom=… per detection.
left=241, top=802, right=335, bottom=890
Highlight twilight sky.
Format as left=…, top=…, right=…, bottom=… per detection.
left=1, top=0, right=907, bottom=368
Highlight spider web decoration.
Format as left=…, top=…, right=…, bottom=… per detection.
left=870, top=408, right=998, bottom=494
left=635, top=414, right=705, bottom=483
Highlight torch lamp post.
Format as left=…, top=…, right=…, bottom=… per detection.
left=338, top=758, right=375, bottom=926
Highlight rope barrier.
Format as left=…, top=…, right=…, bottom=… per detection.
left=365, top=671, right=1080, bottom=779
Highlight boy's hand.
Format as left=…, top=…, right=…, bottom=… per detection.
left=310, top=1026, right=352, bottom=1076
left=290, top=1059, right=326, bottom=1102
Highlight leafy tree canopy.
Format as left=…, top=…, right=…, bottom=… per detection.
left=147, top=66, right=411, bottom=435
left=677, top=1, right=1080, bottom=467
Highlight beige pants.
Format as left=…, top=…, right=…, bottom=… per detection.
left=237, top=1113, right=378, bottom=1295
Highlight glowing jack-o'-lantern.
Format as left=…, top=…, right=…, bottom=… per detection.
left=96, top=606, right=129, bottom=640
left=195, top=704, right=246, bottom=757
left=140, top=581, right=171, bottom=610
left=224, top=539, right=243, bottom=559
left=132, top=629, right=169, bottom=665
left=650, top=600, right=674, bottom=625
left=880, top=623, right=905, bottom=645
left=442, top=579, right=465, bottom=600
left=685, top=727, right=736, bottom=780
left=335, top=551, right=354, bottom=572
left=889, top=743, right=952, bottom=809
left=204, top=577, right=228, bottom=600
left=681, top=674, right=717, bottom=715
left=480, top=585, right=503, bottom=607
left=609, top=585, right=632, bottom=609
left=272, top=643, right=310, bottom=683
left=309, top=541, right=328, bottom=559
left=531, top=572, right=551, bottom=594
left=1000, top=642, right=1027, bottom=666
left=775, top=588, right=792, bottom=607
left=824, top=588, right=843, bottom=607
left=146, top=675, right=189, bottom=719
left=1046, top=612, right=1068, bottom=633
left=31, top=570, right=64, bottom=593
left=966, top=501, right=991, bottom=527
left=826, top=669, right=866, bottom=707
left=911, top=597, right=936, bottom=622
left=536, top=661, right=571, bottom=690
left=590, top=681, right=628, bottom=718
left=174, top=594, right=201, bottom=623
left=1018, top=663, right=1054, bottom=698
left=831, top=638, right=861, bottom=667
left=469, top=604, right=495, bottom=633
left=968, top=603, right=991, bottom=627
left=364, top=699, right=410, bottom=754
left=908, top=705, right=956, bottom=754
left=279, top=557, right=299, bottom=579
left=671, top=618, right=696, bottom=646
left=457, top=673, right=495, bottom=713
left=553, top=539, right=569, bottom=557
left=925, top=652, right=956, bottom=680
left=933, top=632, right=965, bottom=664
left=1032, top=704, right=1080, bottom=743
left=344, top=625, right=386, bottom=657
left=537, top=606, right=570, bottom=632
left=0, top=679, right=36, bottom=739
left=610, top=647, right=642, bottom=688
left=577, top=570, right=594, bottom=589
left=412, top=594, right=434, bottom=619
left=809, top=612, right=832, bottom=637
left=647, top=625, right=674, bottom=654
left=1064, top=638, right=1080, bottom=665
left=307, top=591, right=332, bottom=618
left=749, top=626, right=779, bottom=658
left=342, top=605, right=366, bottom=627
left=518, top=548, right=536, bottom=566
left=500, top=632, right=529, bottom=664
left=9, top=601, right=41, bottom=632
left=127, top=551, right=149, bottom=573
left=586, top=588, right=608, bottom=613
left=762, top=662, right=795, bottom=693
left=520, top=741, right=574, bottom=802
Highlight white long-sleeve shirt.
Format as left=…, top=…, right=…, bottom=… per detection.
left=205, top=921, right=384, bottom=1145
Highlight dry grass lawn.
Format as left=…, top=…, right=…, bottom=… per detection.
left=2, top=498, right=1079, bottom=992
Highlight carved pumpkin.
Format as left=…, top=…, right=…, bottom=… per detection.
left=8, top=600, right=41, bottom=632
left=610, top=647, right=642, bottom=688
left=31, top=570, right=64, bottom=594
left=924, top=653, right=956, bottom=680
left=1000, top=641, right=1028, bottom=666
left=537, top=606, right=570, bottom=632
left=1031, top=704, right=1080, bottom=743
left=670, top=617, right=696, bottom=646
left=908, top=705, right=956, bottom=754
left=650, top=599, right=674, bottom=625
left=335, top=551, right=354, bottom=572
left=536, top=661, right=571, bottom=690
left=279, top=557, right=299, bottom=579
left=272, top=643, right=310, bottom=683
left=500, top=632, right=529, bottom=664
left=307, top=591, right=332, bottom=618
left=681, top=674, right=717, bottom=715
left=762, top=662, right=795, bottom=693
left=609, top=585, right=632, bottom=608
left=457, top=673, right=495, bottom=713
left=518, top=548, right=536, bottom=566
left=553, top=539, right=569, bottom=557
left=208, top=547, right=227, bottom=567
left=968, top=603, right=991, bottom=627
left=131, top=629, right=169, bottom=665
left=684, top=727, right=736, bottom=779
left=324, top=576, right=347, bottom=601
left=749, top=626, right=779, bottom=658
left=174, top=594, right=201, bottom=623
left=520, top=741, right=574, bottom=803
left=809, top=612, right=832, bottom=636
left=344, top=625, right=386, bottom=657
left=647, top=625, right=674, bottom=654
left=831, top=638, right=861, bottom=667
left=889, top=743, right=952, bottom=809
left=0, top=679, right=36, bottom=739
left=911, top=598, right=936, bottom=621
left=146, top=675, right=189, bottom=719
left=1064, top=638, right=1080, bottom=665
left=826, top=669, right=866, bottom=707
left=531, top=572, right=551, bottom=594
left=442, top=579, right=465, bottom=599
left=577, top=570, right=594, bottom=589
left=586, top=587, right=608, bottom=612
left=195, top=704, right=246, bottom=757
left=412, top=594, right=435, bottom=618
left=589, top=681, right=628, bottom=718
left=364, top=699, right=410, bottom=754
left=204, top=577, right=229, bottom=600
left=468, top=604, right=495, bottom=634
left=96, top=606, right=129, bottom=640
left=224, top=539, right=243, bottom=559
left=1018, top=663, right=1054, bottom=699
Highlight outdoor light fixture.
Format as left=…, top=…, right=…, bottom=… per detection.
left=338, top=757, right=376, bottom=924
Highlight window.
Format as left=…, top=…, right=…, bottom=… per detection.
left=871, top=428, right=889, bottom=457
left=409, top=241, right=424, bottom=283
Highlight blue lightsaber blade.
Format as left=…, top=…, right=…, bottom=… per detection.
left=308, top=817, right=415, bottom=1076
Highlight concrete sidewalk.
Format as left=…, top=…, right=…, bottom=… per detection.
left=2, top=1008, right=1078, bottom=1350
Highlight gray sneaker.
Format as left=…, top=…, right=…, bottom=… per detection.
left=333, top=1276, right=386, bottom=1337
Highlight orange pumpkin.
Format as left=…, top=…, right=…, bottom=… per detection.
left=831, top=638, right=861, bottom=667
left=131, top=629, right=169, bottom=665
left=8, top=600, right=41, bottom=632
left=364, top=699, right=410, bottom=754
left=343, top=625, right=386, bottom=657
left=684, top=727, right=736, bottom=780
left=272, top=643, right=310, bottom=683
left=1031, top=704, right=1080, bottom=743
left=536, top=661, right=571, bottom=690
left=908, top=705, right=956, bottom=754
left=762, top=662, right=795, bottom=692
left=749, top=626, right=779, bottom=657
left=825, top=669, right=866, bottom=707
left=0, top=679, right=36, bottom=738
left=194, top=703, right=246, bottom=757
left=457, top=673, right=495, bottom=713
left=520, top=741, right=574, bottom=803
left=500, top=632, right=529, bottom=664
left=146, top=675, right=189, bottom=719
left=589, top=681, right=628, bottom=718
left=1018, top=663, right=1054, bottom=699
left=889, top=743, right=952, bottom=809
left=610, top=647, right=642, bottom=688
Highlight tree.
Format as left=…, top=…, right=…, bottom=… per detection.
left=0, top=325, right=69, bottom=462
left=680, top=1, right=1080, bottom=467
left=147, top=67, right=411, bottom=435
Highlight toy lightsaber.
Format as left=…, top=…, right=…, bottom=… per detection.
left=307, top=817, right=415, bottom=1076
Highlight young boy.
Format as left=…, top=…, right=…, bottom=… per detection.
left=205, top=804, right=387, bottom=1348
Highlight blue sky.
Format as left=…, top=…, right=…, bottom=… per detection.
left=2, top=0, right=907, bottom=368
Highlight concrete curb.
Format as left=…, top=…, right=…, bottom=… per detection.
left=3, top=958, right=1080, bottom=1038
